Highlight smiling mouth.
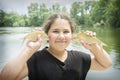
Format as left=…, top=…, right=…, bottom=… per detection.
left=56, top=41, right=66, bottom=43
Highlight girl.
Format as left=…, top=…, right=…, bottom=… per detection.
left=0, top=13, right=112, bottom=80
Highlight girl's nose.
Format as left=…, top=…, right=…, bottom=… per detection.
left=58, top=32, right=65, bottom=40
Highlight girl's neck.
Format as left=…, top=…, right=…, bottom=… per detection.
left=48, top=47, right=67, bottom=62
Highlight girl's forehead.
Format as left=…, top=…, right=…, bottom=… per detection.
left=50, top=24, right=71, bottom=30
left=54, top=18, right=68, bottom=23
left=51, top=18, right=70, bottom=27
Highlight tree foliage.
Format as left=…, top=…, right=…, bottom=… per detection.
left=0, top=9, right=5, bottom=26
left=105, top=0, right=120, bottom=28
left=0, top=0, right=120, bottom=28
left=91, top=0, right=120, bottom=28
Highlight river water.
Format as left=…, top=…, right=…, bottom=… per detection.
left=0, top=27, right=120, bottom=80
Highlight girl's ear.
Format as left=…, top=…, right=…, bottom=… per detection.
left=71, top=34, right=75, bottom=41
left=72, top=33, right=75, bottom=40
left=71, top=34, right=73, bottom=40
left=72, top=33, right=78, bottom=42
left=46, top=32, right=48, bottom=36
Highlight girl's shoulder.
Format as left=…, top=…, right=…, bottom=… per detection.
left=67, top=50, right=91, bottom=61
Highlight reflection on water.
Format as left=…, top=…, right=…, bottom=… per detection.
left=0, top=27, right=120, bottom=80
left=112, top=29, right=120, bottom=70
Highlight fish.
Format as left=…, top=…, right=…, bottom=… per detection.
left=76, top=31, right=107, bottom=46
left=23, top=30, right=47, bottom=42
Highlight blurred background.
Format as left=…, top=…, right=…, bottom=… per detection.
left=0, top=0, right=120, bottom=80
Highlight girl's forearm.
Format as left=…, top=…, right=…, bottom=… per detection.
left=90, top=46, right=112, bottom=68
left=0, top=47, right=35, bottom=80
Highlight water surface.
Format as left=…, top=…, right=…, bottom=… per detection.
left=0, top=27, right=120, bottom=80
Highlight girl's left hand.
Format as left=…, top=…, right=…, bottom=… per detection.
left=80, top=31, right=102, bottom=51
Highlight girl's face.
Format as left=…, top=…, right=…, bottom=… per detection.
left=47, top=18, right=72, bottom=51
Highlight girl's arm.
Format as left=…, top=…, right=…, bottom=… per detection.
left=89, top=43, right=112, bottom=70
left=80, top=31, right=112, bottom=70
left=0, top=35, right=42, bottom=80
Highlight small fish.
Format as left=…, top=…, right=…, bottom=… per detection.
left=23, top=30, right=46, bottom=42
left=77, top=31, right=107, bottom=46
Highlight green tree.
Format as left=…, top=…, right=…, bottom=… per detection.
left=28, top=3, right=39, bottom=26
left=3, top=12, right=18, bottom=27
left=91, top=0, right=120, bottom=28
left=61, top=6, right=67, bottom=12
left=51, top=4, right=61, bottom=12
left=91, top=0, right=109, bottom=24
left=105, top=0, right=120, bottom=28
left=84, top=1, right=96, bottom=28
left=13, top=15, right=27, bottom=27
left=28, top=3, right=48, bottom=27
left=39, top=3, right=49, bottom=26
left=22, top=15, right=29, bottom=26
left=0, top=9, right=5, bottom=27
left=70, top=2, right=84, bottom=26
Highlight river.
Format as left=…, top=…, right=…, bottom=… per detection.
left=0, top=27, right=120, bottom=80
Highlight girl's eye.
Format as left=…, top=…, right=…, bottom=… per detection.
left=53, top=31, right=59, bottom=33
left=64, top=31, right=69, bottom=33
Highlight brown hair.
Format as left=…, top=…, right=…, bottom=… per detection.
left=43, top=13, right=77, bottom=34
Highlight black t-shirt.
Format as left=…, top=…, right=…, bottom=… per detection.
left=27, top=47, right=91, bottom=80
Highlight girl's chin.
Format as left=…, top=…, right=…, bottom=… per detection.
left=50, top=45, right=68, bottom=51
left=54, top=47, right=66, bottom=51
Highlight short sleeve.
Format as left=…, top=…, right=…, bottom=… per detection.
left=70, top=50, right=91, bottom=79
left=78, top=51, right=91, bottom=78
left=27, top=52, right=38, bottom=80
left=81, top=52, right=91, bottom=78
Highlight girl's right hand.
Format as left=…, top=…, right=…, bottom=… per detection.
left=25, top=34, right=42, bottom=54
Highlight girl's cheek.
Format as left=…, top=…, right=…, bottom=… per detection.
left=65, top=34, right=72, bottom=38
left=48, top=34, right=57, bottom=39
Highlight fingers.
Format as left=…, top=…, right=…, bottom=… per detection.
left=85, top=30, right=96, bottom=37
left=26, top=34, right=42, bottom=49
left=80, top=39, right=98, bottom=50
left=37, top=35, right=42, bottom=43
left=80, top=39, right=89, bottom=49
left=33, top=28, right=42, bottom=32
left=26, top=40, right=33, bottom=49
left=80, top=40, right=86, bottom=46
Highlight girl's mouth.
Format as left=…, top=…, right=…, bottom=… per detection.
left=56, top=41, right=66, bottom=43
